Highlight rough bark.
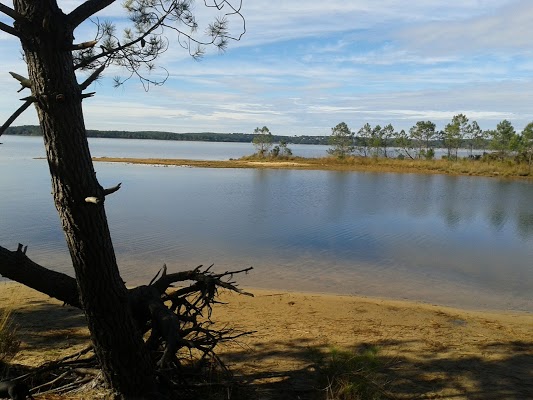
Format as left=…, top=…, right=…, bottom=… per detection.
left=11, top=1, right=157, bottom=397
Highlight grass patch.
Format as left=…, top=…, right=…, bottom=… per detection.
left=0, top=307, right=20, bottom=363
left=316, top=346, right=393, bottom=400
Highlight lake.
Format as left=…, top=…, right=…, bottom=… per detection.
left=1, top=135, right=532, bottom=312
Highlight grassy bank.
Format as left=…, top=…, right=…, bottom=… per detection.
left=93, top=155, right=533, bottom=180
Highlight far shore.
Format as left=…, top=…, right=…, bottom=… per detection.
left=91, top=155, right=533, bottom=180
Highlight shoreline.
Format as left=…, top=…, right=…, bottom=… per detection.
left=2, top=282, right=532, bottom=399
left=91, top=156, right=533, bottom=180
left=3, top=275, right=531, bottom=316
left=245, top=285, right=533, bottom=316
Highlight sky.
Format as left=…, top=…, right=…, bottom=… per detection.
left=1, top=0, right=533, bottom=136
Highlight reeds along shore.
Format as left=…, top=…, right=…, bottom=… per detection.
left=92, top=155, right=533, bottom=179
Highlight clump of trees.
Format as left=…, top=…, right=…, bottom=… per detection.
left=252, top=126, right=292, bottom=158
left=327, top=122, right=354, bottom=158
left=327, top=116, right=533, bottom=170
left=519, top=123, right=533, bottom=168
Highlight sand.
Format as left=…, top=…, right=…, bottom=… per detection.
left=1, top=282, right=532, bottom=399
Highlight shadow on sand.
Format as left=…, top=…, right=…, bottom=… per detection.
left=221, top=337, right=533, bottom=400
left=4, top=303, right=533, bottom=399
left=10, top=301, right=88, bottom=354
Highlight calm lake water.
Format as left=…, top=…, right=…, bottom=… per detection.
left=1, top=136, right=532, bottom=312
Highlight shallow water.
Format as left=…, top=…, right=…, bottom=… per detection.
left=1, top=136, right=532, bottom=312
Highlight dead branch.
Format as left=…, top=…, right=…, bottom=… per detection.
left=0, top=21, right=20, bottom=38
left=9, top=72, right=31, bottom=91
left=0, top=244, right=80, bottom=307
left=84, top=196, right=100, bottom=204
left=0, top=3, right=24, bottom=21
left=103, top=182, right=121, bottom=196
left=0, top=98, right=35, bottom=137
left=81, top=92, right=96, bottom=99
left=79, top=65, right=105, bottom=91
left=84, top=183, right=121, bottom=204
left=71, top=40, right=98, bottom=51
left=152, top=264, right=254, bottom=297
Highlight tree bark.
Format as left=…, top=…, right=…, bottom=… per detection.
left=11, top=1, right=157, bottom=397
left=0, top=245, right=80, bottom=308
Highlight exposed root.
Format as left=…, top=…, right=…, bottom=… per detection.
left=5, top=264, right=255, bottom=399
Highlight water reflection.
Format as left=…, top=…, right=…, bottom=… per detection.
left=517, top=212, right=533, bottom=238
left=1, top=138, right=532, bottom=311
left=327, top=171, right=351, bottom=220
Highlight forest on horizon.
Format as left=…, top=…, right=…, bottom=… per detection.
left=4, top=125, right=329, bottom=145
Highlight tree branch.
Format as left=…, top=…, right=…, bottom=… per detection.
left=0, top=3, right=24, bottom=21
left=153, top=264, right=254, bottom=298
left=0, top=98, right=34, bottom=137
left=79, top=65, right=105, bottom=91
left=84, top=183, right=121, bottom=204
left=0, top=244, right=81, bottom=308
left=103, top=182, right=122, bottom=196
left=71, top=39, right=98, bottom=51
left=68, top=0, right=117, bottom=30
left=74, top=16, right=166, bottom=70
left=9, top=71, right=32, bottom=91
left=81, top=92, right=96, bottom=99
left=0, top=21, right=20, bottom=38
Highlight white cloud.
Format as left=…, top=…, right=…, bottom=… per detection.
left=2, top=1, right=533, bottom=137
left=398, top=0, right=533, bottom=56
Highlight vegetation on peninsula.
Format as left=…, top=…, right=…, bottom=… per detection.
left=111, top=117, right=530, bottom=179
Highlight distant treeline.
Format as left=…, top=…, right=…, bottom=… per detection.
left=5, top=125, right=330, bottom=145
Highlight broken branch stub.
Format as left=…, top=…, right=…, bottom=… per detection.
left=9, top=71, right=31, bottom=90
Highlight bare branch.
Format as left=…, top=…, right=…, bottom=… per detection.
left=79, top=65, right=106, bottom=91
left=84, top=183, right=120, bottom=204
left=156, top=266, right=255, bottom=298
left=0, top=244, right=81, bottom=308
left=68, top=0, right=117, bottom=29
left=9, top=71, right=31, bottom=90
left=0, top=21, right=20, bottom=38
left=0, top=98, right=34, bottom=137
left=103, top=182, right=122, bottom=196
left=81, top=92, right=96, bottom=99
left=71, top=40, right=98, bottom=51
left=0, top=3, right=24, bottom=21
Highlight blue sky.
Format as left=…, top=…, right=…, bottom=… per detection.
left=1, top=0, right=533, bottom=136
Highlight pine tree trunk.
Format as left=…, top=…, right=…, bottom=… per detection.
left=13, top=0, right=156, bottom=396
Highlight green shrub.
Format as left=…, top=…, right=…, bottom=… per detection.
left=318, top=346, right=389, bottom=400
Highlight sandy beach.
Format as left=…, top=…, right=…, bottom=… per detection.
left=1, top=282, right=532, bottom=399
